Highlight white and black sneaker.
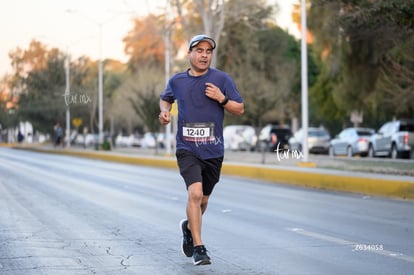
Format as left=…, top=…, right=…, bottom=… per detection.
left=193, top=245, right=211, bottom=265
left=180, top=219, right=193, bottom=257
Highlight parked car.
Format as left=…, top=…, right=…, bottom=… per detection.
left=115, top=134, right=142, bottom=147
left=368, top=119, right=414, bottom=159
left=72, top=133, right=98, bottom=147
left=329, top=127, right=375, bottom=157
left=140, top=132, right=173, bottom=149
left=156, top=132, right=175, bottom=149
left=115, top=134, right=134, bottom=147
left=141, top=132, right=159, bottom=148
left=257, top=124, right=292, bottom=152
left=289, top=127, right=331, bottom=154
left=223, top=125, right=257, bottom=151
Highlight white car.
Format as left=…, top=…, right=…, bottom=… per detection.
left=223, top=125, right=257, bottom=151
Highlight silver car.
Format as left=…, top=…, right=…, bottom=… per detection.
left=289, top=127, right=331, bottom=154
left=368, top=119, right=414, bottom=159
left=329, top=127, right=375, bottom=157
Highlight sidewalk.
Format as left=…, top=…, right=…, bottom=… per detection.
left=10, top=143, right=414, bottom=200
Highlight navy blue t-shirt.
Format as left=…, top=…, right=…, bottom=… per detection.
left=160, top=68, right=243, bottom=159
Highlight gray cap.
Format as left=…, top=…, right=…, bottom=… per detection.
left=188, top=34, right=216, bottom=50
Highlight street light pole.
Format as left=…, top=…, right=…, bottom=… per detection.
left=65, top=52, right=71, bottom=148
left=65, top=9, right=130, bottom=148
left=164, top=0, right=172, bottom=155
left=301, top=0, right=309, bottom=162
left=98, top=23, right=104, bottom=147
left=38, top=36, right=72, bottom=148
left=38, top=34, right=97, bottom=148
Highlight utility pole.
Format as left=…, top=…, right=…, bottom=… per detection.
left=164, top=0, right=173, bottom=155
left=66, top=9, right=129, bottom=149
left=301, top=0, right=309, bottom=162
left=65, top=52, right=71, bottom=148
left=98, top=23, right=104, bottom=147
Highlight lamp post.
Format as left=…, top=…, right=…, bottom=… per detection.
left=164, top=0, right=172, bottom=155
left=98, top=23, right=104, bottom=146
left=37, top=36, right=71, bottom=148
left=300, top=0, right=309, bottom=162
left=66, top=10, right=129, bottom=148
left=38, top=35, right=94, bottom=148
left=64, top=52, right=71, bottom=148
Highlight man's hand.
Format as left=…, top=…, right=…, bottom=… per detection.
left=205, top=82, right=226, bottom=103
left=159, top=110, right=171, bottom=125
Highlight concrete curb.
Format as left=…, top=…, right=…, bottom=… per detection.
left=13, top=146, right=414, bottom=200
left=221, top=163, right=414, bottom=200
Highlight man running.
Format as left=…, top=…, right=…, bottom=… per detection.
left=159, top=34, right=244, bottom=265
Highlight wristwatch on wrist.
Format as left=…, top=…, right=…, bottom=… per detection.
left=220, top=96, right=229, bottom=106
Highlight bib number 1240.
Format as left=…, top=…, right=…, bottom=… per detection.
left=183, top=127, right=209, bottom=138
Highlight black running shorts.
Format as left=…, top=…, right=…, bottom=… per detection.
left=175, top=149, right=223, bottom=196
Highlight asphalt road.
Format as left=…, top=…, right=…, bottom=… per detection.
left=0, top=147, right=413, bottom=274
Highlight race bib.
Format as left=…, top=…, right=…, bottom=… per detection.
left=182, top=122, right=215, bottom=142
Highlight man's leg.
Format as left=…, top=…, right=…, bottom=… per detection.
left=200, top=195, right=209, bottom=214
left=187, top=182, right=204, bottom=246
left=180, top=182, right=209, bottom=258
left=187, top=182, right=211, bottom=265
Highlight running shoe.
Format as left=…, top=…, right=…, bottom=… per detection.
left=193, top=245, right=211, bottom=265
left=180, top=219, right=193, bottom=257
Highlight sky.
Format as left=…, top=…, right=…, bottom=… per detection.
left=0, top=0, right=300, bottom=77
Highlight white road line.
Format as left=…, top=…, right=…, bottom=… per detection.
left=287, top=227, right=414, bottom=263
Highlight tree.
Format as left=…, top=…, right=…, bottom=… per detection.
left=122, top=0, right=307, bottom=131
left=10, top=41, right=67, bottom=134
left=126, top=64, right=165, bottom=153
left=69, top=56, right=99, bottom=135
left=217, top=1, right=306, bottom=128
left=6, top=38, right=126, bottom=140
left=173, top=0, right=225, bottom=66
left=309, top=0, right=414, bottom=131
left=130, top=90, right=162, bottom=152
left=123, top=14, right=166, bottom=72
left=0, top=76, right=19, bottom=141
